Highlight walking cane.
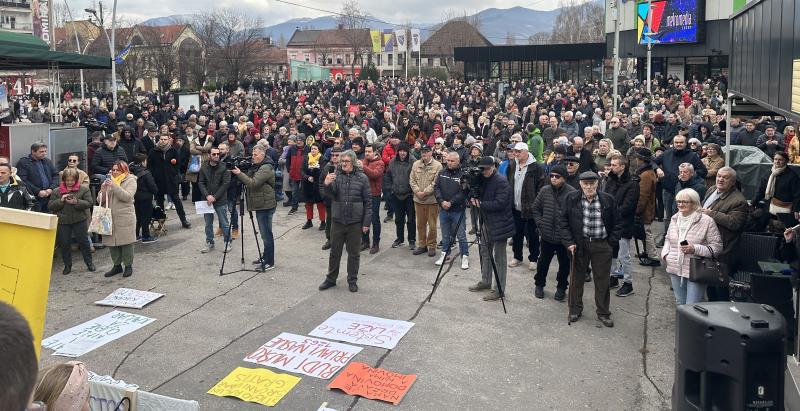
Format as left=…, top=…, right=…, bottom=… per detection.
left=567, top=246, right=576, bottom=325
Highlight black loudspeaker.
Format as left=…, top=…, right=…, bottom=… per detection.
left=674, top=302, right=787, bottom=411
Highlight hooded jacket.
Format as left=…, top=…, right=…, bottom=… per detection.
left=604, top=167, right=640, bottom=239
left=434, top=165, right=467, bottom=212
left=533, top=180, right=575, bottom=244
left=385, top=150, right=415, bottom=200
left=129, top=163, right=158, bottom=202
left=0, top=176, right=34, bottom=210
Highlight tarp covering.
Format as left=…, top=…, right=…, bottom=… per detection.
left=724, top=145, right=773, bottom=200
left=0, top=30, right=111, bottom=70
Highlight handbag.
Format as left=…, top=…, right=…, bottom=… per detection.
left=88, top=194, right=113, bottom=236
left=689, top=244, right=724, bottom=286
left=188, top=155, right=201, bottom=173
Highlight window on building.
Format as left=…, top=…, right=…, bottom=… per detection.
left=290, top=54, right=297, bottom=61
left=336, top=55, right=342, bottom=65
left=377, top=54, right=381, bottom=66
left=388, top=54, right=393, bottom=66
left=345, top=54, right=351, bottom=65
left=304, top=54, right=309, bottom=62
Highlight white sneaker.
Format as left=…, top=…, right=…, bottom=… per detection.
left=201, top=243, right=214, bottom=253
left=223, top=242, right=232, bottom=253
left=461, top=255, right=469, bottom=270
left=434, top=252, right=446, bottom=266
left=528, top=261, right=536, bottom=271
left=508, top=259, right=522, bottom=268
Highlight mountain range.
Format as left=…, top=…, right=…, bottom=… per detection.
left=142, top=6, right=568, bottom=45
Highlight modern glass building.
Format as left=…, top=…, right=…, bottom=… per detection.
left=454, top=43, right=607, bottom=82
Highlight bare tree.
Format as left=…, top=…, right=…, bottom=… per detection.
left=336, top=0, right=369, bottom=77
left=550, top=0, right=604, bottom=44
left=430, top=9, right=486, bottom=77
left=138, top=25, right=179, bottom=92
left=209, top=9, right=264, bottom=85
left=312, top=37, right=334, bottom=66
left=278, top=33, right=287, bottom=48
left=528, top=32, right=551, bottom=45
left=53, top=2, right=69, bottom=28
left=116, top=50, right=143, bottom=93
left=185, top=12, right=219, bottom=88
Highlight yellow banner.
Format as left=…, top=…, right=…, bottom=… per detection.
left=0, top=208, right=58, bottom=358
left=370, top=30, right=381, bottom=53
left=208, top=367, right=300, bottom=407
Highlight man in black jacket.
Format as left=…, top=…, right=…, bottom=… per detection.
left=319, top=146, right=342, bottom=250
left=507, top=142, right=545, bottom=270
left=433, top=151, right=469, bottom=269
left=118, top=127, right=145, bottom=164
left=130, top=154, right=159, bottom=243
left=560, top=171, right=623, bottom=327
left=604, top=155, right=640, bottom=297
left=90, top=135, right=128, bottom=175
left=385, top=143, right=416, bottom=250
left=532, top=165, right=575, bottom=300
left=198, top=146, right=232, bottom=253
left=15, top=142, right=58, bottom=212
left=654, top=135, right=706, bottom=243
left=0, top=163, right=33, bottom=210
left=469, top=157, right=516, bottom=302
left=148, top=134, right=191, bottom=228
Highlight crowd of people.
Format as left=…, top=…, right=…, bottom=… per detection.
left=1, top=74, right=798, bottom=322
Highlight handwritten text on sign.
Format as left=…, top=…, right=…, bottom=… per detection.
left=42, top=310, right=155, bottom=357
left=309, top=312, right=414, bottom=349
left=328, top=362, right=417, bottom=405
left=207, top=367, right=299, bottom=407
left=244, top=332, right=361, bottom=379
left=95, top=288, right=164, bottom=309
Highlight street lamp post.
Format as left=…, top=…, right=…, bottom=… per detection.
left=63, top=1, right=85, bottom=102
left=85, top=0, right=117, bottom=110
left=645, top=0, right=653, bottom=96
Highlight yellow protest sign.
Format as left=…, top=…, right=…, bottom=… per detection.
left=207, top=367, right=300, bottom=407
left=0, top=208, right=58, bottom=358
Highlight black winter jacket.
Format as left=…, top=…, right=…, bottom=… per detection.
left=603, top=168, right=640, bottom=239
left=754, top=167, right=800, bottom=212
left=15, top=155, right=58, bottom=194
left=198, top=161, right=232, bottom=206
left=147, top=145, right=180, bottom=192
left=533, top=182, right=576, bottom=244
left=560, top=190, right=623, bottom=249
left=130, top=163, right=158, bottom=202
left=654, top=148, right=707, bottom=191
left=119, top=137, right=145, bottom=164
left=478, top=170, right=515, bottom=242
left=434, top=167, right=467, bottom=211
left=90, top=145, right=128, bottom=175
left=322, top=169, right=372, bottom=226
left=0, top=176, right=34, bottom=210
left=385, top=153, right=414, bottom=200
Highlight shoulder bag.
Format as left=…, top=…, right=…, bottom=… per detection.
left=689, top=244, right=725, bottom=286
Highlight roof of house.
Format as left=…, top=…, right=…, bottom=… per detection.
left=251, top=40, right=288, bottom=65
left=421, top=20, right=492, bottom=55
left=287, top=28, right=371, bottom=49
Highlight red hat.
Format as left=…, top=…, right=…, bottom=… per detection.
left=249, top=127, right=259, bottom=137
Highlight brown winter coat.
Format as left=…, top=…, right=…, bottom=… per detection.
left=702, top=187, right=749, bottom=277
left=636, top=165, right=657, bottom=224
left=97, top=174, right=137, bottom=246
left=701, top=155, right=725, bottom=189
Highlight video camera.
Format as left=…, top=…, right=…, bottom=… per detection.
left=461, top=166, right=482, bottom=199
left=224, top=155, right=253, bottom=171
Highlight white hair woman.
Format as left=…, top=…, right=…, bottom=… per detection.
left=660, top=188, right=723, bottom=305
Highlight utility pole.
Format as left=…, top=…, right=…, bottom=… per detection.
left=63, top=1, right=85, bottom=102
left=612, top=0, right=620, bottom=117
left=86, top=0, right=117, bottom=110
left=646, top=0, right=653, bottom=96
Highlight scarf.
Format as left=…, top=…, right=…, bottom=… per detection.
left=59, top=181, right=81, bottom=194
left=307, top=151, right=322, bottom=168
left=156, top=139, right=170, bottom=151
left=112, top=172, right=127, bottom=186
left=52, top=361, right=89, bottom=411
left=764, top=165, right=785, bottom=200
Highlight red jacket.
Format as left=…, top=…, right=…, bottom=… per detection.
left=381, top=144, right=396, bottom=166
left=362, top=158, right=385, bottom=196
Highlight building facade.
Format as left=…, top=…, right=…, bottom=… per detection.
left=0, top=0, right=32, bottom=34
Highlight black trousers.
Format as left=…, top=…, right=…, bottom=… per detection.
left=135, top=199, right=153, bottom=237
left=512, top=209, right=540, bottom=262
left=535, top=240, right=571, bottom=289
left=156, top=186, right=186, bottom=219
left=392, top=194, right=416, bottom=243
left=570, top=239, right=613, bottom=317
left=57, top=220, right=92, bottom=267
left=326, top=221, right=362, bottom=285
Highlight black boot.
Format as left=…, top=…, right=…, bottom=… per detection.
left=104, top=265, right=123, bottom=277
left=62, top=264, right=72, bottom=275
left=86, top=261, right=96, bottom=272
left=181, top=218, right=192, bottom=229
left=302, top=220, right=313, bottom=229
left=123, top=265, right=133, bottom=277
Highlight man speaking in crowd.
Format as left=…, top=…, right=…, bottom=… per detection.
left=319, top=149, right=372, bottom=293
left=231, top=145, right=277, bottom=272
left=468, top=157, right=515, bottom=302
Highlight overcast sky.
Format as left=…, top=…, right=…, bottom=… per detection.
left=69, top=0, right=563, bottom=27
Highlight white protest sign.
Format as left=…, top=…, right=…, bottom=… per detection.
left=42, top=310, right=155, bottom=357
left=89, top=379, right=199, bottom=411
left=244, top=332, right=361, bottom=379
left=194, top=201, right=215, bottom=214
left=95, top=288, right=164, bottom=309
left=309, top=312, right=414, bottom=350
left=88, top=372, right=139, bottom=389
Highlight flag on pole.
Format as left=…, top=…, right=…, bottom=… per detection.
left=370, top=30, right=381, bottom=53
left=113, top=43, right=133, bottom=64
left=383, top=30, right=393, bottom=52
left=393, top=29, right=407, bottom=52
left=410, top=29, right=420, bottom=52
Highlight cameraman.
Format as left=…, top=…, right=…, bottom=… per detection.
left=318, top=149, right=372, bottom=293
left=469, top=157, right=515, bottom=301
left=230, top=145, right=277, bottom=272
left=433, top=151, right=469, bottom=269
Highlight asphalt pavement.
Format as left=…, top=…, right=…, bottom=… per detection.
left=41, top=200, right=674, bottom=410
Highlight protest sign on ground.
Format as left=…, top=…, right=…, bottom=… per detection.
left=244, top=332, right=362, bottom=379
left=327, top=362, right=417, bottom=405
left=95, top=288, right=164, bottom=309
left=42, top=310, right=155, bottom=357
left=207, top=367, right=300, bottom=407
left=309, top=311, right=414, bottom=349
left=89, top=375, right=199, bottom=411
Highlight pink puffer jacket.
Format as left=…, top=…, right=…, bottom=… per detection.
left=660, top=212, right=723, bottom=278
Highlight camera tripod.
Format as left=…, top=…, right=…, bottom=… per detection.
left=428, top=203, right=507, bottom=313
left=219, top=183, right=264, bottom=276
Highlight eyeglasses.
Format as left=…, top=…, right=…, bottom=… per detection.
left=549, top=175, right=563, bottom=179
left=68, top=159, right=79, bottom=163
left=340, top=160, right=352, bottom=164
left=210, top=153, right=220, bottom=156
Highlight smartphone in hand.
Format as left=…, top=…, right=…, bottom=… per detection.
left=680, top=240, right=689, bottom=246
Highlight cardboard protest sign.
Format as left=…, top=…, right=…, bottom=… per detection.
left=207, top=367, right=300, bottom=407
left=42, top=310, right=155, bottom=357
left=89, top=374, right=199, bottom=411
left=244, top=332, right=361, bottom=379
left=95, top=288, right=164, bottom=309
left=309, top=312, right=414, bottom=349
left=327, top=362, right=417, bottom=405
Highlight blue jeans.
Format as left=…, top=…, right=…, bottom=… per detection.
left=670, top=274, right=707, bottom=305
left=362, top=196, right=382, bottom=245
left=204, top=203, right=231, bottom=245
left=255, top=208, right=276, bottom=266
left=613, top=237, right=632, bottom=283
left=439, top=208, right=469, bottom=256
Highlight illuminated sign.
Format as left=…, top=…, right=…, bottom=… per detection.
left=637, top=0, right=703, bottom=45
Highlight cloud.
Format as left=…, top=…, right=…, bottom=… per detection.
left=69, top=0, right=562, bottom=26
